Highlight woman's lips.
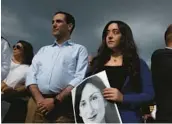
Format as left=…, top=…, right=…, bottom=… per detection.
left=88, top=114, right=97, bottom=121
left=108, top=40, right=114, bottom=43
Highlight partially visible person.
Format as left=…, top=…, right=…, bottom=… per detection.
left=141, top=103, right=156, bottom=123
left=1, top=40, right=33, bottom=123
left=1, top=40, right=34, bottom=94
left=1, top=40, right=34, bottom=123
left=151, top=105, right=157, bottom=120
left=88, top=55, right=93, bottom=66
left=74, top=76, right=121, bottom=123
left=88, top=20, right=154, bottom=123
left=1, top=37, right=12, bottom=81
left=151, top=24, right=172, bottom=123
left=25, top=11, right=88, bottom=123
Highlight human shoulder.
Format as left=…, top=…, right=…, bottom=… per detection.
left=72, top=43, right=88, bottom=55
left=71, top=42, right=87, bottom=49
left=19, top=64, right=30, bottom=70
left=1, top=38, right=10, bottom=50
left=38, top=45, right=53, bottom=51
left=1, top=37, right=9, bottom=45
left=139, top=58, right=149, bottom=68
left=151, top=49, right=165, bottom=59
left=35, top=45, right=54, bottom=55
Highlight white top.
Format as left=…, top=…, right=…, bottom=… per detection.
left=1, top=38, right=12, bottom=81
left=4, top=61, right=29, bottom=89
left=165, top=47, right=172, bottom=50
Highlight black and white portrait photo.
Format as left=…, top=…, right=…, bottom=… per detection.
left=72, top=71, right=122, bottom=123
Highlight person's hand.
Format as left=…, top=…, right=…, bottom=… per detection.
left=38, top=98, right=55, bottom=115
left=103, top=88, right=123, bottom=102
left=143, top=114, right=152, bottom=120
left=1, top=81, right=7, bottom=91
left=2, top=86, right=15, bottom=93
left=35, top=96, right=44, bottom=109
left=1, top=82, right=8, bottom=91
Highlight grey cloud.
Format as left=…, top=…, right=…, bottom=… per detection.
left=2, top=5, right=32, bottom=40
left=2, top=0, right=172, bottom=65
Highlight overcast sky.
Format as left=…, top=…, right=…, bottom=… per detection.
left=2, top=0, right=172, bottom=66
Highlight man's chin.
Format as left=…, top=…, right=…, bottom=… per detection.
left=53, top=33, right=60, bottom=38
left=53, top=31, right=60, bottom=36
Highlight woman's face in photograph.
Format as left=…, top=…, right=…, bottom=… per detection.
left=79, top=83, right=106, bottom=123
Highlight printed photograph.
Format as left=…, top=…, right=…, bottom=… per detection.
left=72, top=71, right=122, bottom=123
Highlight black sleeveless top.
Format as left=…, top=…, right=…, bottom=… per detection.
left=97, top=66, right=127, bottom=91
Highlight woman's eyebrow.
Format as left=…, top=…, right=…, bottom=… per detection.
left=90, top=92, right=101, bottom=98
left=107, top=29, right=119, bottom=31
left=113, top=29, right=119, bottom=31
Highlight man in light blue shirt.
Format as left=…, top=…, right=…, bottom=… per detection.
left=25, top=11, right=88, bottom=123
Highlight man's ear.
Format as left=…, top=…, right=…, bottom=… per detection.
left=68, top=23, right=73, bottom=32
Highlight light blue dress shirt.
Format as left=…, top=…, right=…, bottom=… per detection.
left=26, top=40, right=88, bottom=94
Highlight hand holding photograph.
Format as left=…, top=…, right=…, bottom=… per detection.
left=72, top=71, right=122, bottom=123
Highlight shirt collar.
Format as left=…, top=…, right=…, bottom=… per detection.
left=165, top=47, right=172, bottom=50
left=52, top=39, right=73, bottom=47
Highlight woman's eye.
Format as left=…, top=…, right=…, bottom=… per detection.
left=80, top=102, right=86, bottom=107
left=113, top=31, right=119, bottom=34
left=106, top=31, right=109, bottom=34
left=92, top=96, right=98, bottom=100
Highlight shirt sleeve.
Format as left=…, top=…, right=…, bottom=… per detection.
left=69, top=46, right=88, bottom=87
left=1, top=39, right=12, bottom=81
left=123, top=59, right=155, bottom=105
left=25, top=47, right=44, bottom=87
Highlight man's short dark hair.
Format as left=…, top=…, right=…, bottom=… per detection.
left=165, top=24, right=172, bottom=44
left=54, top=11, right=75, bottom=34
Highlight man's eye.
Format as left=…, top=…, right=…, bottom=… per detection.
left=52, top=20, right=63, bottom=24
left=56, top=20, right=63, bottom=23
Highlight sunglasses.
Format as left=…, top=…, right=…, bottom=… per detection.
left=13, top=45, right=22, bottom=50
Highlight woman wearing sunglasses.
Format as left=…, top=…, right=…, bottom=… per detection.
left=1, top=40, right=33, bottom=98
left=1, top=40, right=34, bottom=122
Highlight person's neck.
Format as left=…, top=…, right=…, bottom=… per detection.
left=12, top=56, right=22, bottom=64
left=111, top=49, right=122, bottom=58
left=167, top=41, right=172, bottom=48
left=55, top=35, right=70, bottom=45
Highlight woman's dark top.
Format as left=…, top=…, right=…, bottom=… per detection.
left=97, top=66, right=127, bottom=91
